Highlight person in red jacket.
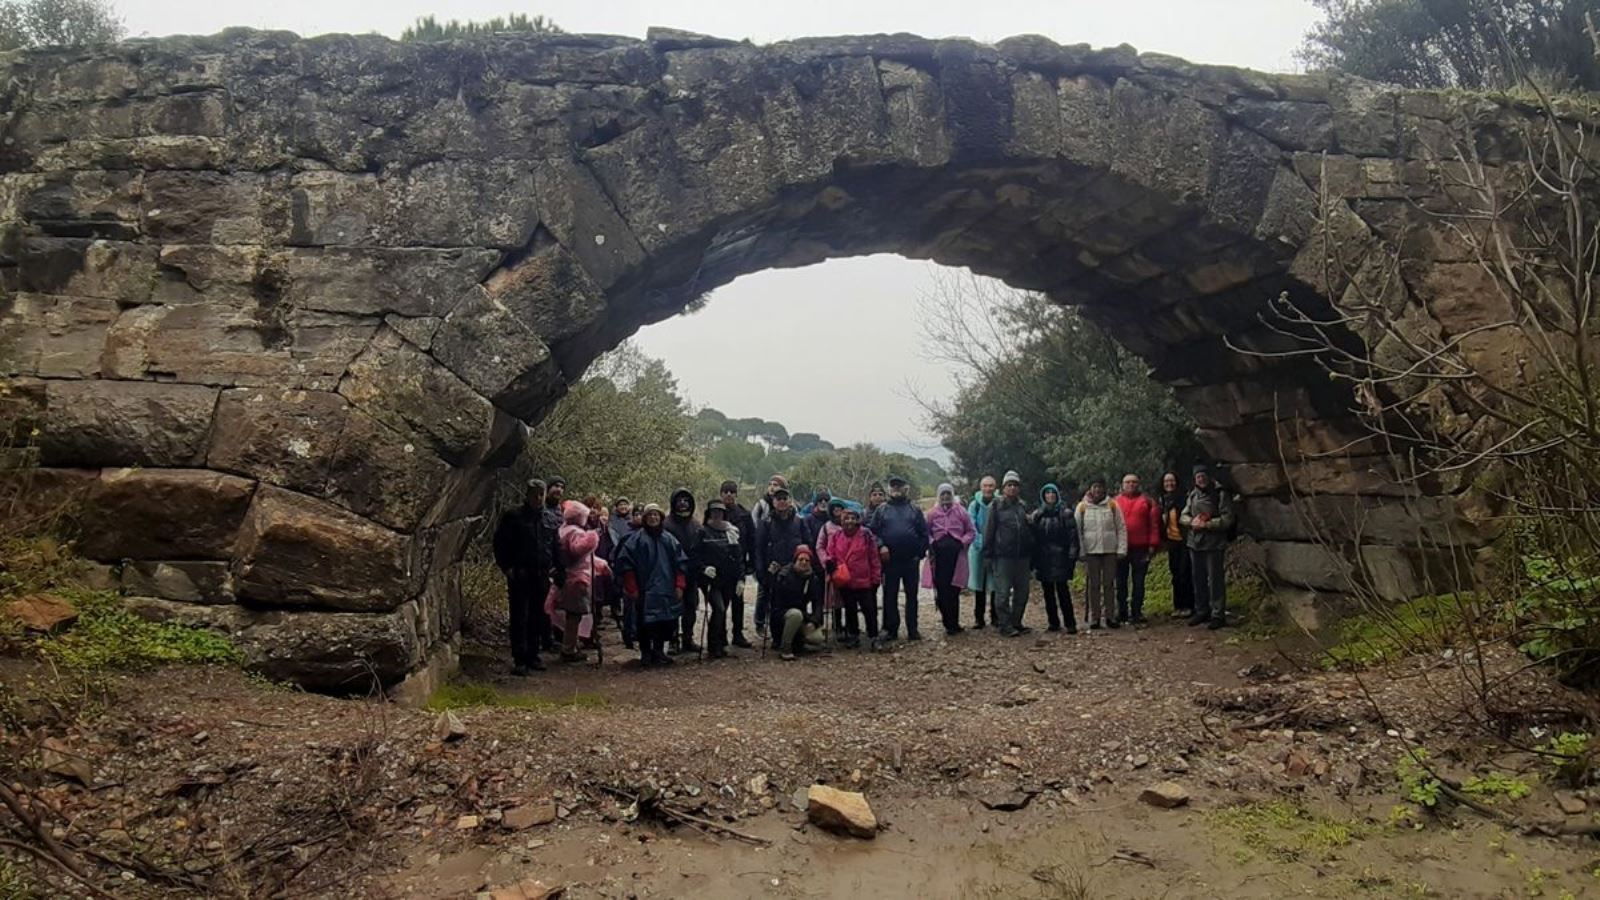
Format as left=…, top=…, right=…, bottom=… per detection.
left=1113, top=474, right=1162, bottom=626
left=824, top=507, right=884, bottom=650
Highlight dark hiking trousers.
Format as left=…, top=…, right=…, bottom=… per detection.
left=1115, top=548, right=1153, bottom=621
left=932, top=540, right=963, bottom=633
left=506, top=569, right=547, bottom=667
left=881, top=556, right=920, bottom=638
left=841, top=587, right=879, bottom=640
left=1040, top=579, right=1077, bottom=631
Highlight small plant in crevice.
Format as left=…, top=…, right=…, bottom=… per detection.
left=1541, top=731, right=1593, bottom=788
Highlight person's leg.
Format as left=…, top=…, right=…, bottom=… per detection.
left=901, top=561, right=921, bottom=639
left=1114, top=555, right=1131, bottom=623
left=1083, top=556, right=1102, bottom=626
left=1040, top=579, right=1061, bottom=630
left=974, top=590, right=987, bottom=628
left=844, top=590, right=861, bottom=643
left=1206, top=550, right=1227, bottom=623
left=1188, top=549, right=1212, bottom=624
left=507, top=573, right=529, bottom=668
left=754, top=579, right=769, bottom=637
left=730, top=581, right=749, bottom=647
left=990, top=561, right=1014, bottom=634
left=781, top=608, right=805, bottom=656
left=882, top=563, right=902, bottom=640
left=1009, top=559, right=1031, bottom=632
left=708, top=585, right=728, bottom=655
left=1056, top=580, right=1078, bottom=632
left=1131, top=550, right=1150, bottom=622
left=1168, top=545, right=1189, bottom=615
left=861, top=588, right=880, bottom=640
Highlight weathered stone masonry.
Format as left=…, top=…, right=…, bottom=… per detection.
left=0, top=27, right=1549, bottom=687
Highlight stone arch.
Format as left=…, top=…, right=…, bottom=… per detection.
left=0, top=28, right=1513, bottom=688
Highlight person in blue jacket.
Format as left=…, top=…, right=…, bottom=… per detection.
left=869, top=474, right=930, bottom=641
left=966, top=475, right=998, bottom=628
left=614, top=504, right=688, bottom=668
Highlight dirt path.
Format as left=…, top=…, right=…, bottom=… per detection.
left=6, top=589, right=1600, bottom=898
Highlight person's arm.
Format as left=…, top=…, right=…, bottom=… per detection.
left=492, top=515, right=515, bottom=571
left=1115, top=504, right=1128, bottom=558
left=981, top=504, right=997, bottom=558
left=913, top=505, right=928, bottom=558
left=1214, top=491, right=1236, bottom=534
left=1147, top=500, right=1161, bottom=547
left=1073, top=503, right=1086, bottom=549
left=959, top=507, right=976, bottom=546
left=866, top=531, right=883, bottom=585
left=1180, top=495, right=1195, bottom=529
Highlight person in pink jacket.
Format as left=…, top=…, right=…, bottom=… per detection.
left=824, top=508, right=883, bottom=650
left=921, top=482, right=976, bottom=636
left=550, top=500, right=600, bottom=663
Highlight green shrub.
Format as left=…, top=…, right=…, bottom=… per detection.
left=38, top=590, right=242, bottom=671
left=1461, top=772, right=1532, bottom=802
left=1513, top=555, right=1600, bottom=685
left=1396, top=748, right=1442, bottom=808
left=1542, top=731, right=1592, bottom=787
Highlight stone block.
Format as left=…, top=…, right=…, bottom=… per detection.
left=76, top=468, right=256, bottom=561
left=880, top=61, right=951, bottom=167
left=152, top=244, right=264, bottom=306
left=1263, top=540, right=1352, bottom=591
left=103, top=303, right=377, bottom=390
left=268, top=247, right=501, bottom=318
left=0, top=294, right=119, bottom=377
left=21, top=171, right=143, bottom=239
left=142, top=171, right=288, bottom=244
left=338, top=329, right=497, bottom=466
left=806, top=785, right=877, bottom=838
left=120, top=560, right=235, bottom=604
left=232, top=485, right=414, bottom=612
left=38, top=380, right=218, bottom=467
left=206, top=387, right=350, bottom=491
left=17, top=238, right=157, bottom=302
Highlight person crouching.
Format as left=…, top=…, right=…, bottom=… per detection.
left=772, top=545, right=826, bottom=660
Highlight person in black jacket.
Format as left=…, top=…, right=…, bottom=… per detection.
left=983, top=470, right=1034, bottom=637
left=754, top=487, right=807, bottom=644
left=698, top=500, right=744, bottom=659
left=771, top=545, right=826, bottom=660
left=1029, top=482, right=1080, bottom=634
left=538, top=476, right=568, bottom=651
left=663, top=488, right=703, bottom=654
left=719, top=480, right=757, bottom=648
left=492, top=479, right=556, bottom=674
left=869, top=474, right=930, bottom=641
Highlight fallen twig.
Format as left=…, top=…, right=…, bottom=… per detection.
left=596, top=784, right=771, bottom=846
left=0, top=837, right=120, bottom=900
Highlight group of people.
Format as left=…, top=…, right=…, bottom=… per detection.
left=491, top=465, right=1235, bottom=673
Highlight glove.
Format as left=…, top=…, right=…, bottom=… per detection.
left=825, top=560, right=838, bottom=575
left=703, top=566, right=717, bottom=580
left=767, top=562, right=781, bottom=575
left=878, top=546, right=890, bottom=561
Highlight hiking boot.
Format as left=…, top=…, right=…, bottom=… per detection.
left=510, top=665, right=533, bottom=677
left=1000, top=627, right=1019, bottom=637
left=973, top=619, right=986, bottom=630
left=780, top=651, right=796, bottom=661
left=559, top=650, right=587, bottom=663
left=708, top=647, right=728, bottom=659
left=1172, top=608, right=1191, bottom=619
left=1046, top=624, right=1061, bottom=633
left=1207, top=616, right=1227, bottom=630
left=1015, top=625, right=1033, bottom=635
left=681, top=639, right=702, bottom=654
left=1089, top=621, right=1102, bottom=631
left=732, top=636, right=754, bottom=649
left=869, top=637, right=886, bottom=651
left=526, top=657, right=546, bottom=672
left=1065, top=624, right=1079, bottom=635
left=1188, top=613, right=1211, bottom=627
left=906, top=631, right=923, bottom=642
left=1106, top=619, right=1122, bottom=630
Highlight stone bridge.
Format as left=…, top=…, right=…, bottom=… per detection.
left=0, top=28, right=1525, bottom=688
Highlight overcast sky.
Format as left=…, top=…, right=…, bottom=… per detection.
left=120, top=0, right=1323, bottom=454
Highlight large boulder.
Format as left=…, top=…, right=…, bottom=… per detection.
left=76, top=468, right=255, bottom=560
left=38, top=379, right=218, bottom=467
left=231, top=486, right=414, bottom=612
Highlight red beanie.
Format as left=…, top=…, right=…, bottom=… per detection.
left=793, top=545, right=814, bottom=562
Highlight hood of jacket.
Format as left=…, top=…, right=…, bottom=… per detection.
left=669, top=488, right=695, bottom=519
left=1038, top=482, right=1062, bottom=511
left=562, top=501, right=590, bottom=526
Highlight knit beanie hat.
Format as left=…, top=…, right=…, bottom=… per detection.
left=1003, top=470, right=1022, bottom=486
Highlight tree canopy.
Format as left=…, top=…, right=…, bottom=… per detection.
left=917, top=272, right=1200, bottom=495
left=400, top=12, right=561, bottom=42
left=1298, top=0, right=1600, bottom=91
left=0, top=0, right=123, bottom=51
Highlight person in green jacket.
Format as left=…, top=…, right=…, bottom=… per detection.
left=1181, top=463, right=1236, bottom=630
left=966, top=475, right=998, bottom=628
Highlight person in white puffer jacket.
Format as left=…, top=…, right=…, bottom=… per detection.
left=1075, top=477, right=1127, bottom=631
